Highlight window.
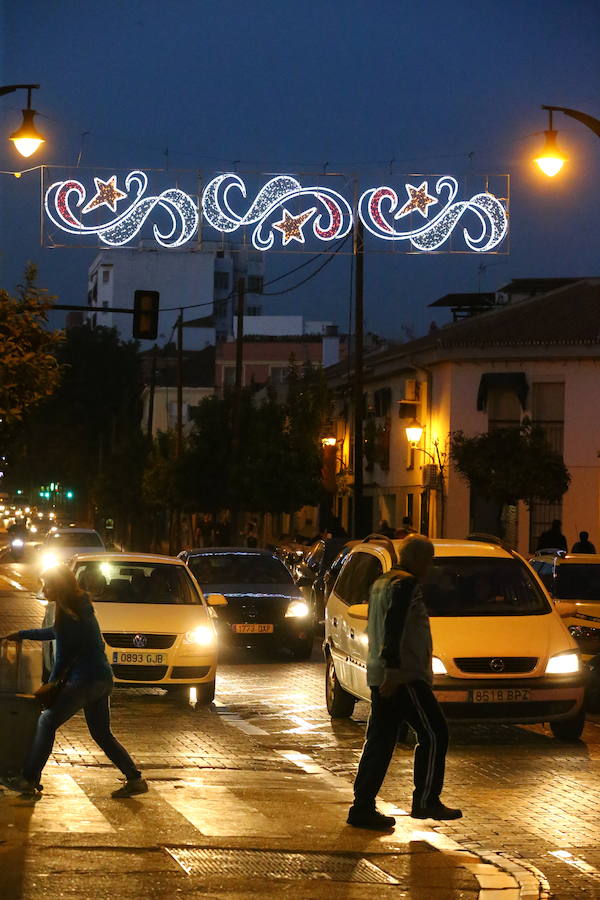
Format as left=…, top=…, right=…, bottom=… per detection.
left=334, top=552, right=383, bottom=606
left=74, top=561, right=201, bottom=605
left=102, top=269, right=110, bottom=283
left=223, top=366, right=236, bottom=387
left=556, top=564, right=600, bottom=601
left=374, top=387, right=392, bottom=417
left=422, top=557, right=550, bottom=617
left=246, top=305, right=262, bottom=316
left=215, top=299, right=228, bottom=318
left=269, top=366, right=288, bottom=385
left=189, top=552, right=293, bottom=586
left=214, top=271, right=229, bottom=291
left=247, top=275, right=264, bottom=294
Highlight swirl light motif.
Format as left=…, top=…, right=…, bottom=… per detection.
left=359, top=176, right=508, bottom=252
left=44, top=171, right=199, bottom=248
left=202, top=173, right=353, bottom=250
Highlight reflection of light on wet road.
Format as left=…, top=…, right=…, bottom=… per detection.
left=549, top=850, right=600, bottom=877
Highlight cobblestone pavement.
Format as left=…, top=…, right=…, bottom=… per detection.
left=3, top=580, right=600, bottom=897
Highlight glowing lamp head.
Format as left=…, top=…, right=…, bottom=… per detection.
left=9, top=108, right=45, bottom=158
left=405, top=420, right=424, bottom=446
left=534, top=130, right=567, bottom=177
left=321, top=437, right=337, bottom=447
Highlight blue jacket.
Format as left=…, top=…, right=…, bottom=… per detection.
left=18, top=594, right=112, bottom=683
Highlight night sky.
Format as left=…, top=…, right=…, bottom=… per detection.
left=1, top=0, right=599, bottom=340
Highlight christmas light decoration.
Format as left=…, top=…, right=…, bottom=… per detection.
left=82, top=175, right=127, bottom=213
left=359, top=176, right=508, bottom=252
left=42, top=169, right=508, bottom=253
left=201, top=173, right=353, bottom=250
left=272, top=207, right=317, bottom=245
left=44, top=170, right=199, bottom=247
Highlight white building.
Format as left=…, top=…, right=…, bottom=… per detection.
left=86, top=243, right=265, bottom=348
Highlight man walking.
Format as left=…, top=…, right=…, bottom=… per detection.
left=348, top=535, right=461, bottom=830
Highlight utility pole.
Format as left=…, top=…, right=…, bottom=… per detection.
left=230, top=278, right=245, bottom=539
left=147, top=349, right=157, bottom=438
left=174, top=310, right=184, bottom=553
left=352, top=216, right=365, bottom=538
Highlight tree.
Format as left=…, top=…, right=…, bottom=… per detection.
left=0, top=265, right=63, bottom=422
left=450, top=419, right=571, bottom=508
left=8, top=324, right=143, bottom=530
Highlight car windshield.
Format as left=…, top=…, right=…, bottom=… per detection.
left=73, top=560, right=201, bottom=604
left=556, top=564, right=600, bottom=601
left=422, top=557, right=550, bottom=617
left=189, top=552, right=293, bottom=586
left=47, top=532, right=103, bottom=548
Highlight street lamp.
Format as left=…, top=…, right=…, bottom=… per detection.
left=0, top=83, right=45, bottom=158
left=534, top=105, right=600, bottom=177
left=404, top=420, right=446, bottom=537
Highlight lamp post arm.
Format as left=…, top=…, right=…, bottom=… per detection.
left=0, top=84, right=40, bottom=97
left=542, top=105, right=600, bottom=139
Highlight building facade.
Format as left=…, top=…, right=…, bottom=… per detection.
left=325, top=279, right=600, bottom=555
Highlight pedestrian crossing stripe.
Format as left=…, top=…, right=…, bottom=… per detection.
left=25, top=771, right=114, bottom=833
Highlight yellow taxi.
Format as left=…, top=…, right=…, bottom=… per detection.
left=42, top=553, right=226, bottom=703
left=324, top=536, right=585, bottom=740
left=530, top=551, right=600, bottom=710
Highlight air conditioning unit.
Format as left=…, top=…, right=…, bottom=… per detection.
left=403, top=379, right=419, bottom=402
left=422, top=464, right=440, bottom=489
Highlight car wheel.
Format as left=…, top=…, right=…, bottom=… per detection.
left=325, top=653, right=355, bottom=718
left=289, top=634, right=314, bottom=661
left=550, top=708, right=585, bottom=742
left=194, top=680, right=216, bottom=705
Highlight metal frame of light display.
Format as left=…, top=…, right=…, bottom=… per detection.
left=42, top=167, right=509, bottom=253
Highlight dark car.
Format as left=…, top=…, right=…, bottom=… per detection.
left=178, top=547, right=316, bottom=660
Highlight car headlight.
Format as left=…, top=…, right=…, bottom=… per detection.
left=11, top=538, right=24, bottom=548
left=184, top=626, right=215, bottom=646
left=40, top=552, right=59, bottom=572
left=29, top=525, right=37, bottom=534
left=285, top=599, right=310, bottom=618
left=432, top=656, right=447, bottom=675
left=545, top=652, right=580, bottom=675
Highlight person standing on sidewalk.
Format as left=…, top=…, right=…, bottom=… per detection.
left=0, top=565, right=147, bottom=799
left=348, top=535, right=462, bottom=830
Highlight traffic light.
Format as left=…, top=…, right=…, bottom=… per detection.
left=133, top=290, right=160, bottom=340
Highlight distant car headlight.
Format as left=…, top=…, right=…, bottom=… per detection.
left=432, top=656, right=447, bottom=675
left=11, top=538, right=24, bottom=549
left=40, top=552, right=59, bottom=572
left=545, top=652, right=580, bottom=674
left=285, top=599, right=310, bottom=618
left=29, top=525, right=37, bottom=534
left=184, top=626, right=215, bottom=646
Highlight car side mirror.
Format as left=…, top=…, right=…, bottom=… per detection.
left=296, top=575, right=313, bottom=587
left=206, top=593, right=228, bottom=607
left=555, top=600, right=577, bottom=618
left=347, top=603, right=369, bottom=620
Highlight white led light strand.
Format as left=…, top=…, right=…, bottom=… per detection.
left=43, top=170, right=508, bottom=253
left=359, top=176, right=507, bottom=252
left=202, top=174, right=353, bottom=251
left=44, top=171, right=199, bottom=247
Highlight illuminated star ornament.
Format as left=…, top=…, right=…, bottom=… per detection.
left=272, top=207, right=317, bottom=245
left=82, top=175, right=128, bottom=214
left=395, top=181, right=438, bottom=219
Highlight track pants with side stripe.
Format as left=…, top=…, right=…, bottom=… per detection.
left=353, top=680, right=448, bottom=810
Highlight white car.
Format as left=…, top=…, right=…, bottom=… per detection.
left=37, top=527, right=105, bottom=572
left=42, top=552, right=226, bottom=703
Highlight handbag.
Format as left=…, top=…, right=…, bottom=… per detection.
left=34, top=653, right=81, bottom=710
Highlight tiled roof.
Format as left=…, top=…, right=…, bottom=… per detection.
left=325, top=279, right=600, bottom=379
